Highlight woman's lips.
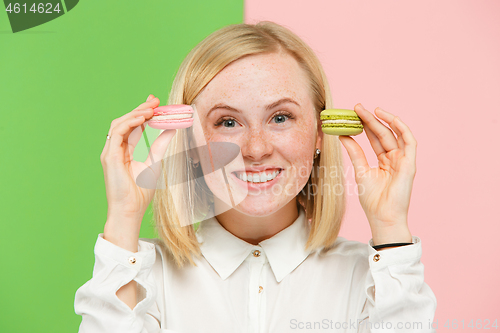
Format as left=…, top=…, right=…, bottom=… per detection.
left=230, top=169, right=284, bottom=192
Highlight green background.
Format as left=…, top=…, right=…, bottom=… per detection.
left=0, top=1, right=243, bottom=331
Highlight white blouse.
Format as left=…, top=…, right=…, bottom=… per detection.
left=75, top=207, right=437, bottom=333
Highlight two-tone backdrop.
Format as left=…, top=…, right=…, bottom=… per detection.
left=1, top=1, right=498, bottom=332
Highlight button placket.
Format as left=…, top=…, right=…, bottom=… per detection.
left=248, top=247, right=266, bottom=333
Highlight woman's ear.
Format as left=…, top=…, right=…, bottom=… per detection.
left=188, top=141, right=201, bottom=164
left=187, top=130, right=201, bottom=164
left=190, top=152, right=200, bottom=164
left=316, top=119, right=323, bottom=150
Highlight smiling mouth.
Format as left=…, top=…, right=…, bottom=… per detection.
left=232, top=169, right=283, bottom=183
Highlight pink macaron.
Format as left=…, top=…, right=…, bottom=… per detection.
left=147, top=104, right=195, bottom=130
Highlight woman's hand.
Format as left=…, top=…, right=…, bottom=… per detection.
left=338, top=103, right=415, bottom=246
left=101, top=94, right=177, bottom=251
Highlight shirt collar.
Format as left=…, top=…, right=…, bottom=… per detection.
left=195, top=206, right=312, bottom=283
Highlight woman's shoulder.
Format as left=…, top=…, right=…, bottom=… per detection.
left=138, top=237, right=172, bottom=260
left=138, top=237, right=197, bottom=267
left=304, top=236, right=372, bottom=277
left=315, top=236, right=371, bottom=260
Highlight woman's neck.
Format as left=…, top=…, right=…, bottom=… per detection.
left=213, top=198, right=300, bottom=245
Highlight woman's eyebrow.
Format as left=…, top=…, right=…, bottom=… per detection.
left=206, top=98, right=300, bottom=117
left=266, top=98, right=300, bottom=111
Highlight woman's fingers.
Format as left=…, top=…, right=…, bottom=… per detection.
left=108, top=98, right=158, bottom=134
left=143, top=129, right=177, bottom=177
left=103, top=95, right=158, bottom=154
left=338, top=135, right=370, bottom=178
left=355, top=104, right=398, bottom=152
left=135, top=96, right=159, bottom=111
left=121, top=95, right=158, bottom=150
left=393, top=116, right=417, bottom=167
left=363, top=124, right=386, bottom=158
left=126, top=96, right=166, bottom=160
left=102, top=109, right=152, bottom=153
left=373, top=107, right=416, bottom=166
left=126, top=124, right=147, bottom=158
left=374, top=107, right=405, bottom=151
left=127, top=127, right=177, bottom=190
left=105, top=116, right=147, bottom=164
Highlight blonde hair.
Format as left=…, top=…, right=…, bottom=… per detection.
left=153, top=21, right=346, bottom=268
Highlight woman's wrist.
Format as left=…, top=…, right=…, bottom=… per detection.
left=370, top=222, right=413, bottom=248
left=103, top=216, right=142, bottom=252
left=372, top=242, right=413, bottom=251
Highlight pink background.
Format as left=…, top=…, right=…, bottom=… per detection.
left=246, top=0, right=500, bottom=328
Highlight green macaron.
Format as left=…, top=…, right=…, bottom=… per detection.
left=320, top=109, right=364, bottom=136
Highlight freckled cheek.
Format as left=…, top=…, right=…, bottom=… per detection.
left=192, top=126, right=222, bottom=145
left=203, top=129, right=241, bottom=143
left=194, top=126, right=316, bottom=162
left=279, top=129, right=316, bottom=176
left=281, top=126, right=316, bottom=151
left=191, top=127, right=246, bottom=150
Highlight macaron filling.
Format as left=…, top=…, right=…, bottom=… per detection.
left=322, top=119, right=361, bottom=124
left=320, top=109, right=364, bottom=135
left=322, top=123, right=363, bottom=128
left=151, top=113, right=193, bottom=121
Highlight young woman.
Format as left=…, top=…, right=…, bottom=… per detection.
left=75, top=21, right=436, bottom=333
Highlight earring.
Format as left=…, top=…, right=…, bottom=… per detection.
left=314, top=148, right=321, bottom=159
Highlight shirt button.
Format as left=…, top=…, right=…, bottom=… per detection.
left=373, top=254, right=380, bottom=262
left=129, top=257, right=137, bottom=264
left=252, top=250, right=261, bottom=257
left=259, top=286, right=263, bottom=293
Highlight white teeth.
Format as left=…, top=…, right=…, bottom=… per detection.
left=236, top=170, right=281, bottom=183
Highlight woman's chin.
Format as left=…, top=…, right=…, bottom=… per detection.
left=234, top=196, right=295, bottom=217
left=233, top=205, right=282, bottom=217
left=210, top=178, right=304, bottom=217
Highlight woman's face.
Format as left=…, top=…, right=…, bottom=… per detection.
left=192, top=51, right=322, bottom=217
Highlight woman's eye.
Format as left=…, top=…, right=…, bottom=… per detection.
left=214, top=117, right=238, bottom=128
left=272, top=111, right=293, bottom=124
left=214, top=112, right=294, bottom=128
left=222, top=119, right=237, bottom=128
left=273, top=114, right=288, bottom=124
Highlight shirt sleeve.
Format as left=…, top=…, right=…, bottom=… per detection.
left=358, top=236, right=437, bottom=333
left=74, top=234, right=163, bottom=333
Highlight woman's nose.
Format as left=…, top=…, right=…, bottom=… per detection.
left=241, top=128, right=273, bottom=161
